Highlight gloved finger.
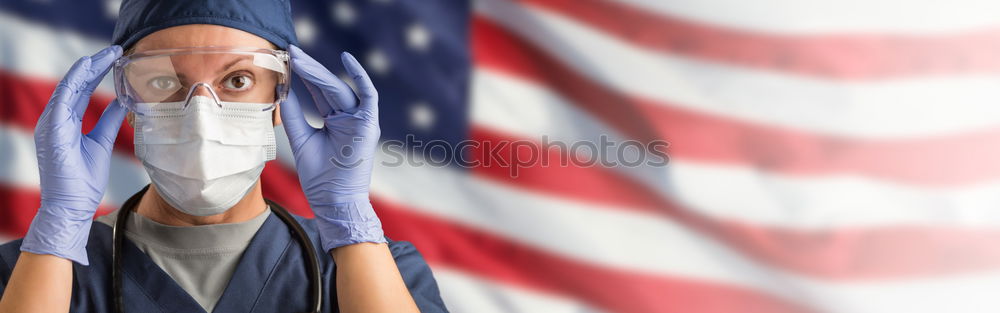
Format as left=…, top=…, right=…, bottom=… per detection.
left=85, top=99, right=127, bottom=150
left=279, top=89, right=315, bottom=149
left=72, top=46, right=122, bottom=118
left=300, top=78, right=333, bottom=117
left=340, top=52, right=378, bottom=115
left=43, top=56, right=95, bottom=126
left=288, top=45, right=358, bottom=114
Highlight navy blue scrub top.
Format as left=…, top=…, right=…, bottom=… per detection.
left=0, top=212, right=449, bottom=312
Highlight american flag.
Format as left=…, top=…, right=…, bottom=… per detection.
left=3, top=0, right=1000, bottom=312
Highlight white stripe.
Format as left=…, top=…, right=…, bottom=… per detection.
left=609, top=0, right=1000, bottom=34
left=372, top=148, right=1000, bottom=313
left=670, top=162, right=1000, bottom=229
left=0, top=125, right=39, bottom=188
left=0, top=124, right=149, bottom=208
left=477, top=0, right=1000, bottom=138
left=472, top=69, right=1000, bottom=229
left=0, top=10, right=115, bottom=93
left=433, top=267, right=606, bottom=313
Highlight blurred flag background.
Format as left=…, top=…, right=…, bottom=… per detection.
left=4, top=0, right=1000, bottom=312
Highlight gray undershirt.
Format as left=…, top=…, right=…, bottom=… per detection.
left=97, top=208, right=271, bottom=312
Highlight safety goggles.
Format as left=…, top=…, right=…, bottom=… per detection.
left=114, top=47, right=290, bottom=115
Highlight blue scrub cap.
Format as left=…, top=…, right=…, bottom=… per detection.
left=112, top=0, right=299, bottom=50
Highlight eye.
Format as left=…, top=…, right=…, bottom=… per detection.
left=223, top=74, right=254, bottom=91
left=147, top=76, right=179, bottom=91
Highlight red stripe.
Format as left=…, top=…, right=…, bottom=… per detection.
left=260, top=162, right=314, bottom=219
left=469, top=126, right=664, bottom=210
left=0, top=69, right=135, bottom=155
left=374, top=196, right=816, bottom=313
left=0, top=184, right=46, bottom=238
left=471, top=126, right=1000, bottom=279
left=0, top=184, right=116, bottom=238
left=473, top=16, right=1000, bottom=186
left=516, top=0, right=1000, bottom=79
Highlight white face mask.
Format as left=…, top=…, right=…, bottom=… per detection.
left=133, top=95, right=276, bottom=216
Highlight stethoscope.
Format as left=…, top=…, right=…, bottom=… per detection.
left=111, top=185, right=322, bottom=313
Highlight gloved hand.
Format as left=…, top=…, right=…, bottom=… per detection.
left=21, top=46, right=127, bottom=265
left=281, top=45, right=385, bottom=252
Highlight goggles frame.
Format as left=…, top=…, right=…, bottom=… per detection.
left=114, top=46, right=290, bottom=113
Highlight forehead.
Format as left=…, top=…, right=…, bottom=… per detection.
left=132, top=24, right=275, bottom=52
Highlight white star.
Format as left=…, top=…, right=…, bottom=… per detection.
left=332, top=1, right=356, bottom=27
left=295, top=17, right=317, bottom=46
left=366, top=49, right=391, bottom=75
left=406, top=23, right=432, bottom=52
left=105, top=0, right=121, bottom=18
left=409, top=102, right=435, bottom=131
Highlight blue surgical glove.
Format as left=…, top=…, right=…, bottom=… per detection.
left=281, top=45, right=386, bottom=252
left=21, top=46, right=126, bottom=265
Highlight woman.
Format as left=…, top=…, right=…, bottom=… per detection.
left=0, top=0, right=447, bottom=312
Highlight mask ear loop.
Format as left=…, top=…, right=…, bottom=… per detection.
left=183, top=82, right=224, bottom=109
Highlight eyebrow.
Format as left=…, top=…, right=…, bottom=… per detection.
left=175, top=57, right=252, bottom=84
left=217, top=56, right=254, bottom=75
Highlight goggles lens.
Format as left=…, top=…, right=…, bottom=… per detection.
left=114, top=47, right=289, bottom=114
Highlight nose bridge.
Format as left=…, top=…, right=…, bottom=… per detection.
left=184, top=82, right=223, bottom=108
left=181, top=94, right=218, bottom=142
left=180, top=83, right=223, bottom=142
